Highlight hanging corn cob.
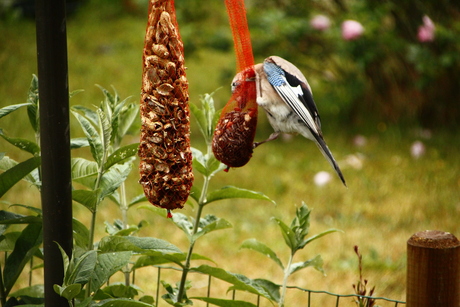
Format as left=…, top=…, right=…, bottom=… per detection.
left=139, top=0, right=193, bottom=216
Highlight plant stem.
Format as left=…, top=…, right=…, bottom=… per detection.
left=29, top=257, right=33, bottom=286
left=177, top=161, right=211, bottom=303
left=85, top=157, right=106, bottom=297
left=85, top=210, right=97, bottom=298
left=88, top=210, right=97, bottom=251
left=119, top=181, right=131, bottom=286
left=279, top=252, right=294, bottom=307
left=0, top=259, right=6, bottom=307
left=119, top=182, right=128, bottom=230
left=176, top=206, right=202, bottom=302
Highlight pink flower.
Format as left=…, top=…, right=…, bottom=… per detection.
left=353, top=135, right=367, bottom=147
left=410, top=141, right=426, bottom=159
left=341, top=20, right=364, bottom=40
left=310, top=15, right=331, bottom=31
left=417, top=15, right=435, bottom=42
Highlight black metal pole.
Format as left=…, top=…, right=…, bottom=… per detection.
left=35, top=0, right=73, bottom=306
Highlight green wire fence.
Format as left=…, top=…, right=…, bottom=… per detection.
left=147, top=266, right=406, bottom=307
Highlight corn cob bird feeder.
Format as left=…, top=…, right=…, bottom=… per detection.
left=139, top=0, right=193, bottom=216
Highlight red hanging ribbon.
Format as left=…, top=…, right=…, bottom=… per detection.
left=225, top=0, right=255, bottom=71
left=212, top=0, right=258, bottom=169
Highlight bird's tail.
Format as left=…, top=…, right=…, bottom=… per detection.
left=314, top=136, right=347, bottom=187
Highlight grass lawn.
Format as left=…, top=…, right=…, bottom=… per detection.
left=1, top=1, right=459, bottom=305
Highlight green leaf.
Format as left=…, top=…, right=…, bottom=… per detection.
left=206, top=156, right=226, bottom=177
left=0, top=131, right=39, bottom=155
left=10, top=284, right=44, bottom=300
left=191, top=147, right=225, bottom=177
left=190, top=103, right=207, bottom=141
left=70, top=137, right=90, bottom=149
left=191, top=265, right=273, bottom=301
left=54, top=283, right=82, bottom=301
left=70, top=250, right=98, bottom=285
left=188, top=184, right=201, bottom=204
left=71, top=158, right=98, bottom=181
left=161, top=280, right=192, bottom=306
left=92, top=298, right=154, bottom=307
left=273, top=218, right=297, bottom=252
left=0, top=211, right=25, bottom=222
left=97, top=107, right=112, bottom=161
left=70, top=89, right=85, bottom=98
left=26, top=75, right=39, bottom=132
left=240, top=239, right=283, bottom=269
left=90, top=251, right=133, bottom=294
left=0, top=156, right=40, bottom=185
left=192, top=215, right=232, bottom=242
left=291, top=203, right=311, bottom=243
left=191, top=91, right=223, bottom=144
left=72, top=109, right=103, bottom=165
left=98, top=236, right=182, bottom=254
left=76, top=297, right=93, bottom=307
left=101, top=283, right=140, bottom=299
left=73, top=218, right=90, bottom=250
left=170, top=213, right=194, bottom=240
left=132, top=253, right=186, bottom=268
left=0, top=156, right=41, bottom=198
left=10, top=204, right=42, bottom=215
left=191, top=148, right=207, bottom=175
left=192, top=297, right=257, bottom=307
left=299, top=228, right=343, bottom=250
left=104, top=219, right=141, bottom=236
left=72, top=189, right=100, bottom=213
left=205, top=186, right=275, bottom=206
left=104, top=143, right=139, bottom=170
left=0, top=231, right=21, bottom=251
left=288, top=254, right=324, bottom=276
left=0, top=211, right=42, bottom=225
left=0, top=103, right=32, bottom=119
left=72, top=105, right=99, bottom=126
left=139, top=295, right=154, bottom=304
left=0, top=137, right=38, bottom=158
left=115, top=103, right=138, bottom=145
left=56, top=244, right=71, bottom=283
left=99, top=163, right=132, bottom=199
left=97, top=84, right=117, bottom=107
left=132, top=253, right=213, bottom=269
left=137, top=204, right=170, bottom=218
left=252, top=279, right=280, bottom=303
left=3, top=222, right=42, bottom=295
left=129, top=194, right=147, bottom=207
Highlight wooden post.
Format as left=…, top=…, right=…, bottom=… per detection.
left=407, top=230, right=460, bottom=307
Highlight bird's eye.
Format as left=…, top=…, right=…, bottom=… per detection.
left=231, top=81, right=240, bottom=93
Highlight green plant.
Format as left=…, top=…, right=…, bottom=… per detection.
left=139, top=92, right=275, bottom=306
left=0, top=79, right=278, bottom=306
left=240, top=203, right=341, bottom=307
left=0, top=77, right=343, bottom=307
left=0, top=75, right=44, bottom=306
left=0, top=77, right=143, bottom=306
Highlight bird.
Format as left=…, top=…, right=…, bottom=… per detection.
left=231, top=55, right=346, bottom=186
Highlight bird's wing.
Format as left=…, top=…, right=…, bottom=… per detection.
left=264, top=57, right=346, bottom=186
left=263, top=59, right=321, bottom=135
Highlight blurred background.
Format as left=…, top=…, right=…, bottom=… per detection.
left=1, top=0, right=459, bottom=305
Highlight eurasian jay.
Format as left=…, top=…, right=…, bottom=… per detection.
left=232, top=56, right=346, bottom=186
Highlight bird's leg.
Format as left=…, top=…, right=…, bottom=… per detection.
left=253, top=132, right=280, bottom=148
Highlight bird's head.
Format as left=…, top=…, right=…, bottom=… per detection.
left=231, top=66, right=257, bottom=93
